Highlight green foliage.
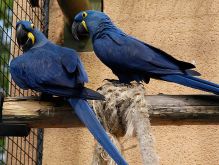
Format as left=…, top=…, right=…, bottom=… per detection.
left=0, top=138, right=5, bottom=165
left=0, top=0, right=12, bottom=94
left=0, top=137, right=4, bottom=153
left=0, top=0, right=10, bottom=160
left=0, top=137, right=4, bottom=146
left=0, top=0, right=13, bottom=17
left=0, top=160, right=4, bottom=165
left=0, top=0, right=13, bottom=27
left=0, top=54, right=10, bottom=94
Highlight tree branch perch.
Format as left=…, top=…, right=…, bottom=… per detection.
left=1, top=94, right=219, bottom=128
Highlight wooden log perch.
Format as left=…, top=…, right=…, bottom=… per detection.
left=146, top=94, right=219, bottom=124
left=1, top=94, right=219, bottom=128
left=2, top=97, right=79, bottom=128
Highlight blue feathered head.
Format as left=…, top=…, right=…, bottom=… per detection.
left=72, top=10, right=113, bottom=40
left=16, top=20, right=35, bottom=31
left=16, top=20, right=46, bottom=51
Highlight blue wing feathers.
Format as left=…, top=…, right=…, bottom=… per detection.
left=76, top=58, right=89, bottom=83
left=61, top=53, right=77, bottom=73
left=94, top=33, right=188, bottom=74
left=93, top=27, right=219, bottom=94
left=10, top=60, right=29, bottom=89
left=110, top=34, right=219, bottom=93
left=10, top=42, right=91, bottom=99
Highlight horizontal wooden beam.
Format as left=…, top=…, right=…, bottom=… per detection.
left=2, top=97, right=79, bottom=128
left=146, top=95, right=219, bottom=125
left=1, top=95, right=219, bottom=128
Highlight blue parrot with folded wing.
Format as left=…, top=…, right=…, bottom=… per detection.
left=10, top=20, right=128, bottom=165
left=72, top=11, right=219, bottom=94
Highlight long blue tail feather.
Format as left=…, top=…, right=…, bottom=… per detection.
left=68, top=98, right=128, bottom=165
left=186, top=75, right=219, bottom=89
left=161, top=75, right=219, bottom=94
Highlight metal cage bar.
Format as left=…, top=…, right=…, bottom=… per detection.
left=0, top=0, right=50, bottom=164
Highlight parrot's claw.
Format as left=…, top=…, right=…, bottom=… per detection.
left=103, top=79, right=121, bottom=84
left=138, top=82, right=144, bottom=86
left=40, top=93, right=53, bottom=101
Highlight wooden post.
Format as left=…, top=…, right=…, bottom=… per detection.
left=1, top=95, right=219, bottom=128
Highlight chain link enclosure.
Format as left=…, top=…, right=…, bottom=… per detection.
left=0, top=0, right=50, bottom=164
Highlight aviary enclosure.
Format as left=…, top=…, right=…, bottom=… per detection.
left=0, top=0, right=49, bottom=164
left=0, top=0, right=219, bottom=165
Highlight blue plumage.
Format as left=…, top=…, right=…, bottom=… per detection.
left=10, top=42, right=91, bottom=96
left=69, top=99, right=127, bottom=165
left=73, top=11, right=219, bottom=94
left=11, top=21, right=128, bottom=165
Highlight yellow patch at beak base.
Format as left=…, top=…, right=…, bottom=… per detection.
left=82, top=21, right=88, bottom=32
left=27, top=32, right=35, bottom=44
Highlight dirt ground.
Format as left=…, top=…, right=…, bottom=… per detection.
left=43, top=0, right=219, bottom=164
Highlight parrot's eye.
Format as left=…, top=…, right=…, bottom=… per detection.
left=82, top=12, right=87, bottom=18
left=31, top=24, right=35, bottom=29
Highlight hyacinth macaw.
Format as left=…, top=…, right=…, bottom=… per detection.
left=10, top=20, right=128, bottom=165
left=72, top=10, right=219, bottom=94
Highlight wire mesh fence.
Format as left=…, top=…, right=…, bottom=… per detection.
left=0, top=0, right=50, bottom=164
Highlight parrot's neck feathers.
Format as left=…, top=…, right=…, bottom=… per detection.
left=89, top=19, right=121, bottom=39
left=32, top=29, right=48, bottom=48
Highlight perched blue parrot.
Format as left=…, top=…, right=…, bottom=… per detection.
left=72, top=11, right=219, bottom=94
left=10, top=20, right=128, bottom=165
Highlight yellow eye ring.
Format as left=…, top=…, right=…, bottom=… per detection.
left=82, top=12, right=87, bottom=18
left=31, top=23, right=35, bottom=29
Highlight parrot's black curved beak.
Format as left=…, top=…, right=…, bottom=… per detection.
left=71, top=21, right=89, bottom=41
left=16, top=24, right=34, bottom=52
left=16, top=24, right=28, bottom=46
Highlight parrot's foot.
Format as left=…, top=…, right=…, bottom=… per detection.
left=40, top=93, right=53, bottom=101
left=137, top=82, right=144, bottom=86
left=103, top=79, right=121, bottom=84
left=103, top=79, right=132, bottom=87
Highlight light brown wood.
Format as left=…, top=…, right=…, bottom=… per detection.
left=2, top=97, right=81, bottom=128
left=1, top=95, right=219, bottom=128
